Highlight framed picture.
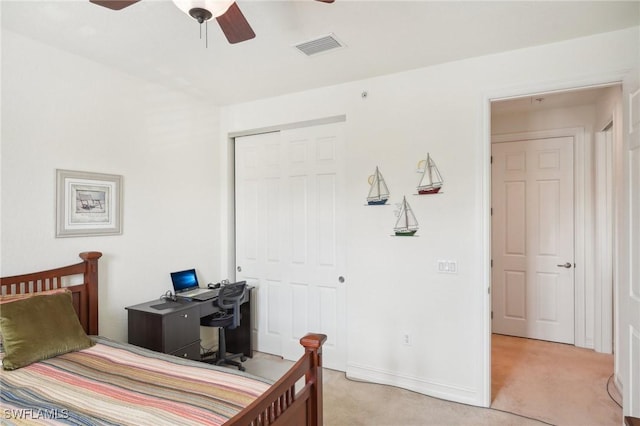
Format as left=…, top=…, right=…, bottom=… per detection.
left=56, top=169, right=123, bottom=237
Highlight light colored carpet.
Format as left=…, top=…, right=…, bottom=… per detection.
left=321, top=368, right=543, bottom=426
left=241, top=334, right=622, bottom=426
left=491, top=334, right=622, bottom=426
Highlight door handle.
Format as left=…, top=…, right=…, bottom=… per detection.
left=556, top=262, right=572, bottom=269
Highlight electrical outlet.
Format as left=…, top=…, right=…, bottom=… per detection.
left=402, top=332, right=411, bottom=346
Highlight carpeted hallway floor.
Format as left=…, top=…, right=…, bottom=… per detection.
left=491, top=333, right=622, bottom=426
left=243, top=334, right=622, bottom=425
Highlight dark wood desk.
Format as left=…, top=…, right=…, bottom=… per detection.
left=125, top=288, right=252, bottom=361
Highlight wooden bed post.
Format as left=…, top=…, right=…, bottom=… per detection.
left=79, top=251, right=102, bottom=335
left=228, top=332, right=327, bottom=426
left=300, top=333, right=327, bottom=426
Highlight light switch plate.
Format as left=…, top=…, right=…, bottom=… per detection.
left=437, top=260, right=458, bottom=274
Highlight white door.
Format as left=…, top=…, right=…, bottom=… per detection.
left=492, top=137, right=575, bottom=344
left=235, top=131, right=284, bottom=356
left=622, top=71, right=640, bottom=418
left=235, top=122, right=347, bottom=371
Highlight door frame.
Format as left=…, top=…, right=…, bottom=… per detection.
left=480, top=71, right=631, bottom=407
left=491, top=128, right=585, bottom=346
left=594, top=122, right=617, bottom=355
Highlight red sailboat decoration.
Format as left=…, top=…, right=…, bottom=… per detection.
left=417, top=153, right=443, bottom=195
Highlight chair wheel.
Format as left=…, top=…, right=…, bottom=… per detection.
left=239, top=366, right=246, bottom=372
left=240, top=356, right=247, bottom=362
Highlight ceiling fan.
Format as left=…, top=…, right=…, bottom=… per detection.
left=89, top=0, right=334, bottom=44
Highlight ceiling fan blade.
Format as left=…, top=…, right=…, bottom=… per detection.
left=216, top=2, right=256, bottom=44
left=315, top=0, right=335, bottom=3
left=89, top=0, right=140, bottom=11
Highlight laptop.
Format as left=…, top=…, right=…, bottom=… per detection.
left=170, top=269, right=218, bottom=301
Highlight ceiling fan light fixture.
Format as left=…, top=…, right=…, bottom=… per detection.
left=189, top=8, right=213, bottom=24
left=172, top=0, right=234, bottom=21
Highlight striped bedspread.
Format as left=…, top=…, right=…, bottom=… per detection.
left=0, top=337, right=270, bottom=425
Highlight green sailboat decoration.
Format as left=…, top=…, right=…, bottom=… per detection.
left=394, top=196, right=418, bottom=236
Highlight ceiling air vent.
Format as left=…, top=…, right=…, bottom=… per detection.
left=294, top=33, right=345, bottom=56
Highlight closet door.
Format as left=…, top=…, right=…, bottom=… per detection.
left=235, top=122, right=347, bottom=371
left=235, top=131, right=284, bottom=357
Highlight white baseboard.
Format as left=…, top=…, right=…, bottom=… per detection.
left=346, top=362, right=482, bottom=407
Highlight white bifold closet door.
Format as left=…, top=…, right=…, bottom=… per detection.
left=234, top=122, right=347, bottom=371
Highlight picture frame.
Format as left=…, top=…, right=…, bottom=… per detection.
left=56, top=169, right=123, bottom=237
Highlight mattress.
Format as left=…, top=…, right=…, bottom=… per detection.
left=0, top=337, right=270, bottom=425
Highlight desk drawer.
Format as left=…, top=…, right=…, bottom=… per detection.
left=169, top=341, right=201, bottom=361
left=163, top=306, right=200, bottom=353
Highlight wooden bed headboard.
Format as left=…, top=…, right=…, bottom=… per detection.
left=0, top=252, right=102, bottom=335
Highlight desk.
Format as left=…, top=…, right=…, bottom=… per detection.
left=125, top=288, right=252, bottom=362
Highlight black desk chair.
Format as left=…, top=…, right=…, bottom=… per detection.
left=200, top=281, right=247, bottom=371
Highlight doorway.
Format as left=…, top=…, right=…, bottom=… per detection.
left=489, top=84, right=622, bottom=413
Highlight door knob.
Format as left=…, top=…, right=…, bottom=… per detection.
left=237, top=266, right=242, bottom=272
left=556, top=262, right=572, bottom=268
left=338, top=276, right=345, bottom=283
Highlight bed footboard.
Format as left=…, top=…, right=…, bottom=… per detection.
left=229, top=333, right=327, bottom=426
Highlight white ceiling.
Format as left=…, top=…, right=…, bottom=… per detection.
left=2, top=1, right=639, bottom=105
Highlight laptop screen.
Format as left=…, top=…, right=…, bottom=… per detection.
left=170, top=269, right=199, bottom=293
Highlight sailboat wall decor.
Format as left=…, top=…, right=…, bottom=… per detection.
left=394, top=196, right=418, bottom=236
left=417, top=153, right=443, bottom=194
left=367, top=166, right=390, bottom=205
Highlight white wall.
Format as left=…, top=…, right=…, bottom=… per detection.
left=1, top=30, right=222, bottom=341
left=219, top=27, right=639, bottom=406
left=595, top=86, right=623, bottom=130
left=492, top=104, right=598, bottom=134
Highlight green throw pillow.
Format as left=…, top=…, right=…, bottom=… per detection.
left=0, top=291, right=94, bottom=370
